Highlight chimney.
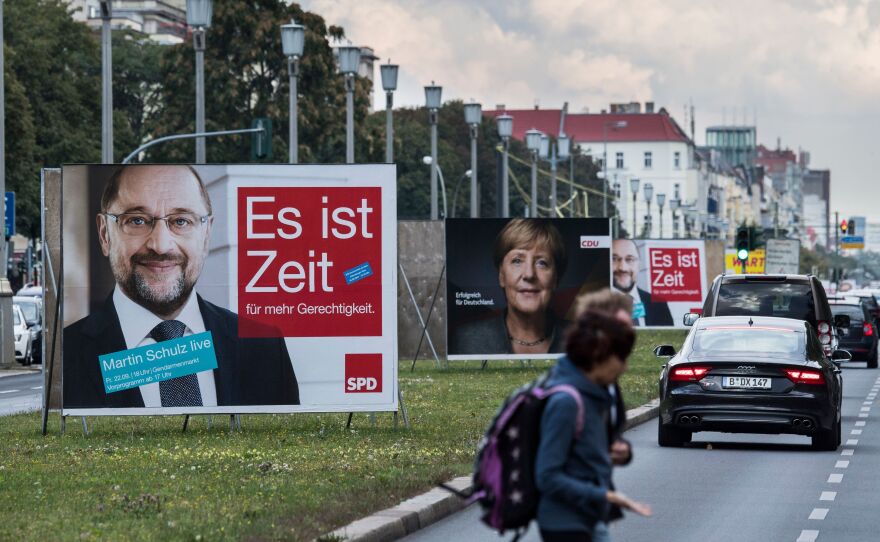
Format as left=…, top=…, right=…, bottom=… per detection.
left=646, top=101, right=655, bottom=113
left=495, top=104, right=505, bottom=111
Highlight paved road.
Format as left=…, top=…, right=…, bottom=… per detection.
left=403, top=361, right=880, bottom=542
left=0, top=371, right=43, bottom=415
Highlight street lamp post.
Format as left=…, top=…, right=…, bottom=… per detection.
left=669, top=198, right=680, bottom=238
left=644, top=182, right=654, bottom=238
left=629, top=178, right=640, bottom=238
left=525, top=129, right=542, bottom=217
left=496, top=114, right=513, bottom=218
left=425, top=84, right=442, bottom=220
left=338, top=45, right=360, bottom=164
left=556, top=134, right=570, bottom=216
left=281, top=20, right=305, bottom=164
left=602, top=120, right=627, bottom=218
left=100, top=1, right=113, bottom=163
left=657, top=193, right=666, bottom=238
left=381, top=62, right=399, bottom=164
left=186, top=0, right=212, bottom=164
left=0, top=0, right=12, bottom=369
left=463, top=102, right=481, bottom=217
left=421, top=156, right=448, bottom=219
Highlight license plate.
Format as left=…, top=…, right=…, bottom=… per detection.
left=722, top=376, right=771, bottom=389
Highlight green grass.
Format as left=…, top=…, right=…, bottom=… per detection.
left=0, top=329, right=686, bottom=541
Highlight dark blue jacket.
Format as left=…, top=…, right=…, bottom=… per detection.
left=535, top=356, right=612, bottom=533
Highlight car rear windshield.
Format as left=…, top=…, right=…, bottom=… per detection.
left=17, top=302, right=37, bottom=322
left=830, top=304, right=864, bottom=322
left=716, top=282, right=816, bottom=325
left=694, top=327, right=803, bottom=354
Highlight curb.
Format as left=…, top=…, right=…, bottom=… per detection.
left=322, top=399, right=661, bottom=542
left=0, top=368, right=41, bottom=379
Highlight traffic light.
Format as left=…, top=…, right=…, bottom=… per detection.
left=251, top=118, right=273, bottom=160
left=735, top=226, right=750, bottom=263
left=848, top=219, right=855, bottom=235
left=840, top=219, right=848, bottom=234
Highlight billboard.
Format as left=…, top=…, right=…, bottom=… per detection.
left=59, top=164, right=397, bottom=415
left=446, top=218, right=611, bottom=360
left=725, top=248, right=766, bottom=274
left=765, top=238, right=801, bottom=274
left=612, top=239, right=707, bottom=328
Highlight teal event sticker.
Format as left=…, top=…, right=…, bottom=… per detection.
left=98, top=331, right=218, bottom=395
left=632, top=302, right=646, bottom=319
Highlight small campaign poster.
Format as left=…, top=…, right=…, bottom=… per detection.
left=446, top=218, right=611, bottom=360
left=611, top=239, right=708, bottom=328
left=59, top=164, right=397, bottom=416
left=725, top=248, right=766, bottom=274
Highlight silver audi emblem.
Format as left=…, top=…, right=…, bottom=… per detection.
left=737, top=365, right=756, bottom=372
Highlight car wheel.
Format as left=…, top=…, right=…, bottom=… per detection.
left=658, top=418, right=691, bottom=447
left=812, top=422, right=839, bottom=451
left=868, top=353, right=878, bottom=369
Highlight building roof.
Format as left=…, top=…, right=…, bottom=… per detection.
left=483, top=108, right=691, bottom=144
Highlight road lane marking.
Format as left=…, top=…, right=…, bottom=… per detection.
left=835, top=460, right=849, bottom=468
left=809, top=508, right=828, bottom=520
left=841, top=449, right=854, bottom=456
left=852, top=429, right=863, bottom=435
left=828, top=473, right=844, bottom=483
left=0, top=390, right=19, bottom=394
left=797, top=530, right=819, bottom=542
left=864, top=401, right=873, bottom=405
left=30, top=386, right=42, bottom=390
left=846, top=439, right=858, bottom=445
left=858, top=413, right=869, bottom=418
left=860, top=407, right=871, bottom=412
left=856, top=421, right=866, bottom=426
left=820, top=491, right=836, bottom=501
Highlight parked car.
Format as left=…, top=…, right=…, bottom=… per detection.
left=11, top=304, right=33, bottom=365
left=828, top=297, right=878, bottom=368
left=694, top=274, right=845, bottom=356
left=12, top=295, right=42, bottom=365
left=14, top=284, right=43, bottom=299
left=657, top=315, right=847, bottom=450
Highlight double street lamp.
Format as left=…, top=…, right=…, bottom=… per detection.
left=669, top=197, right=681, bottom=238
left=496, top=114, right=513, bottom=218
left=629, top=178, right=640, bottom=238
left=463, top=102, right=482, bottom=217
left=100, top=1, right=113, bottom=163
left=657, top=192, right=666, bottom=238
left=525, top=129, right=542, bottom=217
left=602, top=120, right=628, bottom=217
left=539, top=133, right=570, bottom=216
left=280, top=20, right=305, bottom=164
left=381, top=62, right=399, bottom=164
left=186, top=0, right=212, bottom=164
left=643, top=182, right=654, bottom=238
left=425, top=84, right=442, bottom=220
left=338, top=45, right=360, bottom=164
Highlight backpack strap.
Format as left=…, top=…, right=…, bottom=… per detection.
left=532, top=384, right=586, bottom=439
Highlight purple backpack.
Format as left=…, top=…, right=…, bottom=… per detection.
left=462, top=373, right=585, bottom=539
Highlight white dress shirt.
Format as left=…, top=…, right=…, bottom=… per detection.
left=113, top=287, right=218, bottom=407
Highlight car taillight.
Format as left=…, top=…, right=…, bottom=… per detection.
left=865, top=323, right=874, bottom=337
left=670, top=366, right=710, bottom=381
left=817, top=320, right=832, bottom=352
left=784, top=369, right=826, bottom=385
left=818, top=322, right=831, bottom=334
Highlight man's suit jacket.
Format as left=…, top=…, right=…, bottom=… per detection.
left=63, top=295, right=300, bottom=409
left=638, top=288, right=674, bottom=326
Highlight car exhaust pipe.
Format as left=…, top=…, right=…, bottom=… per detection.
left=802, top=419, right=813, bottom=429
left=793, top=418, right=802, bottom=427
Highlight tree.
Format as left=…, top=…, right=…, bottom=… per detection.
left=143, top=0, right=369, bottom=164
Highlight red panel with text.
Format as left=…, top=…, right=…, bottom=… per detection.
left=344, top=353, right=383, bottom=393
left=237, top=187, right=382, bottom=337
left=648, top=247, right=702, bottom=302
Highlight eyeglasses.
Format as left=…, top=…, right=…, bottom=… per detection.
left=104, top=212, right=211, bottom=237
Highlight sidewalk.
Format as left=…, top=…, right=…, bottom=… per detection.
left=0, top=367, right=41, bottom=378
left=325, top=399, right=661, bottom=542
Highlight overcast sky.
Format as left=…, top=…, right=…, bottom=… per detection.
left=302, top=0, right=880, bottom=222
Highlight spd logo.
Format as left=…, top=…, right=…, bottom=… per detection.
left=344, top=353, right=382, bottom=393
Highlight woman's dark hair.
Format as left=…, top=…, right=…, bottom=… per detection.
left=566, top=309, right=636, bottom=370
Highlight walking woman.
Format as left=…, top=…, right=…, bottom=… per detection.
left=535, top=310, right=652, bottom=541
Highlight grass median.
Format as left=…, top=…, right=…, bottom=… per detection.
left=0, top=329, right=687, bottom=541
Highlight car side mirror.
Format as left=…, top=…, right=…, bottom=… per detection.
left=834, top=314, right=851, bottom=329
left=830, top=349, right=852, bottom=362
left=654, top=345, right=676, bottom=358
left=683, top=313, right=699, bottom=326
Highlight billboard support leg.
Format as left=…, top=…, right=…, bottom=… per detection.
left=481, top=360, right=488, bottom=370
left=60, top=415, right=66, bottom=435
left=395, top=388, right=410, bottom=429
left=400, top=263, right=444, bottom=371
left=81, top=417, right=89, bottom=436
left=182, top=415, right=190, bottom=433
left=345, top=412, right=353, bottom=429
left=42, top=241, right=61, bottom=436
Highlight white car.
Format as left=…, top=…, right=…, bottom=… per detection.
left=12, top=304, right=33, bottom=365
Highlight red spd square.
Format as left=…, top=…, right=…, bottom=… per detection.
left=344, top=354, right=383, bottom=393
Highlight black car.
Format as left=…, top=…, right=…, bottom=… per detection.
left=12, top=295, right=42, bottom=365
left=657, top=316, right=848, bottom=450
left=696, top=274, right=843, bottom=356
left=828, top=297, right=878, bottom=367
